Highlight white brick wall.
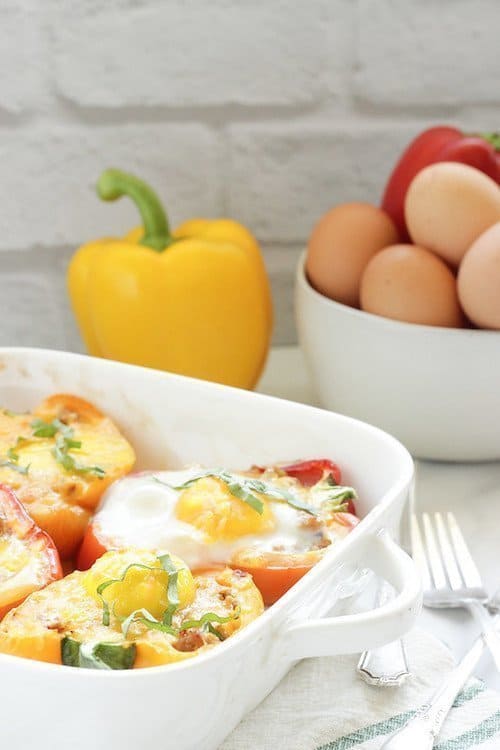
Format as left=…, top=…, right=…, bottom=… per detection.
left=53, top=2, right=330, bottom=109
left=0, top=0, right=499, bottom=349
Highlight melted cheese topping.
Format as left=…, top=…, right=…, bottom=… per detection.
left=0, top=536, right=45, bottom=606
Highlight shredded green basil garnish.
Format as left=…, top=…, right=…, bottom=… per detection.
left=0, top=459, right=29, bottom=475
left=30, top=417, right=105, bottom=478
left=120, top=608, right=178, bottom=638
left=97, top=554, right=237, bottom=642
left=60, top=635, right=81, bottom=666
left=154, top=471, right=265, bottom=514
left=53, top=431, right=105, bottom=478
left=154, top=470, right=318, bottom=517
left=120, top=608, right=237, bottom=639
left=180, top=610, right=237, bottom=632
left=158, top=553, right=180, bottom=626
left=97, top=554, right=182, bottom=628
left=53, top=433, right=105, bottom=477
left=90, top=641, right=136, bottom=670
left=242, top=476, right=318, bottom=516
left=31, top=418, right=63, bottom=438
left=6, top=447, right=19, bottom=462
left=61, top=636, right=136, bottom=670
left=207, top=622, right=225, bottom=641
left=314, top=473, right=357, bottom=513
left=1, top=438, right=30, bottom=474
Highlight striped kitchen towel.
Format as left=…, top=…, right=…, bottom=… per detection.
left=221, top=628, right=500, bottom=750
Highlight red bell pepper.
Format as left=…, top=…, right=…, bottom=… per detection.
left=0, top=484, right=62, bottom=618
left=281, top=458, right=342, bottom=487
left=232, top=508, right=360, bottom=605
left=381, top=126, right=500, bottom=240
left=281, top=459, right=356, bottom=514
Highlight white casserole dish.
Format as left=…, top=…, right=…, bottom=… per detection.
left=0, top=347, right=420, bottom=750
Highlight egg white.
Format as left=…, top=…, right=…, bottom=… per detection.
left=92, top=468, right=324, bottom=569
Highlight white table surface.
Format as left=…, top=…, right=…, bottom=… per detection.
left=258, top=346, right=500, bottom=691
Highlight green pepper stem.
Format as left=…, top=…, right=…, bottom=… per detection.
left=476, top=132, right=500, bottom=152
left=97, top=169, right=172, bottom=251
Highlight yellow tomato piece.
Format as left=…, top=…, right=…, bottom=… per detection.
left=0, top=536, right=31, bottom=576
left=0, top=411, right=32, bottom=454
left=0, top=537, right=35, bottom=610
left=0, top=572, right=108, bottom=664
left=31, top=394, right=136, bottom=511
left=0, top=630, right=62, bottom=664
left=192, top=567, right=264, bottom=634
left=175, top=476, right=275, bottom=542
left=11, top=490, right=90, bottom=562
left=134, top=567, right=264, bottom=667
left=0, top=562, right=264, bottom=668
left=0, top=394, right=136, bottom=559
left=134, top=631, right=199, bottom=668
left=83, top=549, right=196, bottom=620
left=9, top=427, right=135, bottom=512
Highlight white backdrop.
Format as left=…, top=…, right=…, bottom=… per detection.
left=0, top=0, right=498, bottom=348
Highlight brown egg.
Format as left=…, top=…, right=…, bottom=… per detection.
left=360, top=244, right=464, bottom=327
left=306, top=203, right=398, bottom=307
left=458, top=221, right=500, bottom=329
left=405, top=163, right=500, bottom=267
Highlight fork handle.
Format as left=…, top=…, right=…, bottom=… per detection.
left=357, top=581, right=410, bottom=686
left=467, top=600, right=500, bottom=673
left=381, top=635, right=485, bottom=748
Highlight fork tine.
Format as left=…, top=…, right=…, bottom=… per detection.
left=410, top=513, right=432, bottom=590
left=434, top=512, right=463, bottom=590
left=446, top=512, right=483, bottom=588
left=422, top=513, right=447, bottom=589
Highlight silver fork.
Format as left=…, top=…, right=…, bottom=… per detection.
left=357, top=478, right=417, bottom=687
left=357, top=582, right=410, bottom=686
left=412, top=510, right=500, bottom=671
left=381, top=590, right=500, bottom=749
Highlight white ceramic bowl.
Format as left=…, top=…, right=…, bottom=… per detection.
left=0, top=347, right=420, bottom=750
left=296, top=253, right=500, bottom=461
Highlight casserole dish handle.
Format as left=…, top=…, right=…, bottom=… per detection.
left=281, top=529, right=421, bottom=659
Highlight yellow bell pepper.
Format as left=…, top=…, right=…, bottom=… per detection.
left=68, top=169, right=273, bottom=389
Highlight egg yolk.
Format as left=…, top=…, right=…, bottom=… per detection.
left=83, top=549, right=195, bottom=621
left=175, top=476, right=275, bottom=542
